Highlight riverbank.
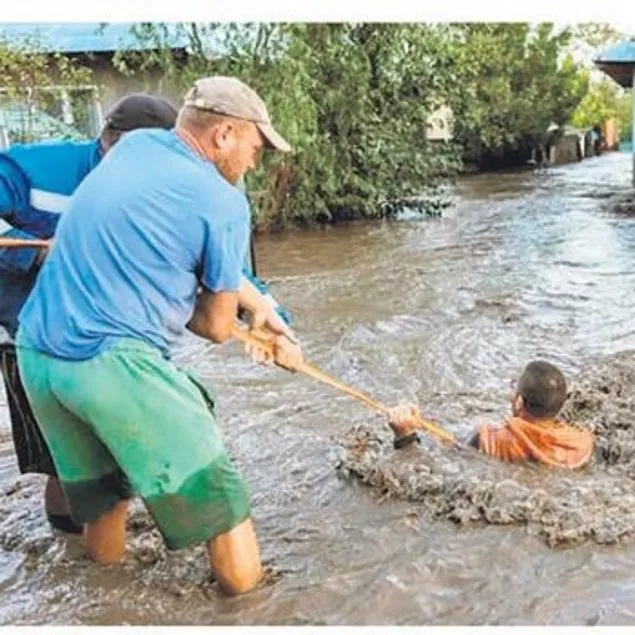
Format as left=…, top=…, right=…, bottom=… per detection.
left=252, top=142, right=626, bottom=232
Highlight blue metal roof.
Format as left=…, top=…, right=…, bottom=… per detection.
left=0, top=23, right=188, bottom=54
left=595, top=39, right=635, bottom=88
left=596, top=40, right=635, bottom=64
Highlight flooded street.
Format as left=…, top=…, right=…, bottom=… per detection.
left=2, top=151, right=635, bottom=624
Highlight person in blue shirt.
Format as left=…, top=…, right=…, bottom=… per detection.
left=238, top=177, right=293, bottom=327
left=16, top=76, right=303, bottom=596
left=0, top=92, right=294, bottom=539
left=242, top=237, right=293, bottom=326
left=0, top=93, right=179, bottom=535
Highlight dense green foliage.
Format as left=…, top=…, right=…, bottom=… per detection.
left=571, top=78, right=629, bottom=132
left=446, top=24, right=589, bottom=167
left=4, top=22, right=612, bottom=228
left=114, top=23, right=465, bottom=227
left=617, top=93, right=633, bottom=142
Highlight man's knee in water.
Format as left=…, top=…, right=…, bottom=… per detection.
left=206, top=517, right=262, bottom=595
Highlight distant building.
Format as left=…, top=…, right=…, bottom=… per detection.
left=425, top=104, right=453, bottom=142
left=0, top=22, right=188, bottom=142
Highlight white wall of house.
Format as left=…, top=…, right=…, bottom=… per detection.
left=426, top=105, right=453, bottom=141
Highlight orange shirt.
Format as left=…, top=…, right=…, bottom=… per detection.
left=476, top=417, right=594, bottom=469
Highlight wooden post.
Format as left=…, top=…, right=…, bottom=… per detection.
left=90, top=92, right=103, bottom=138
left=0, top=125, right=9, bottom=150
left=61, top=90, right=74, bottom=126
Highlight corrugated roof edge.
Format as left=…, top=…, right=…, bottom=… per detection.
left=0, top=22, right=189, bottom=54
left=595, top=39, right=635, bottom=64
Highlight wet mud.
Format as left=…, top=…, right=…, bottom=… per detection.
left=606, top=192, right=635, bottom=216
left=0, top=476, right=282, bottom=603
left=0, top=478, right=190, bottom=570
left=338, top=350, right=635, bottom=548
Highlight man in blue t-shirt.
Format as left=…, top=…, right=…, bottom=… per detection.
left=0, top=93, right=179, bottom=534
left=16, top=76, right=303, bottom=595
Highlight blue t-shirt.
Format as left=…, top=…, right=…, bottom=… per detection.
left=0, top=139, right=101, bottom=250
left=0, top=139, right=101, bottom=336
left=18, top=128, right=250, bottom=360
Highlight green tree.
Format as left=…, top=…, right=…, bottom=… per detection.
left=570, top=23, right=625, bottom=52
left=0, top=32, right=90, bottom=142
left=447, top=23, right=588, bottom=166
left=571, top=77, right=628, bottom=130
left=616, top=92, right=633, bottom=142
left=111, top=22, right=591, bottom=227
left=113, top=22, right=461, bottom=228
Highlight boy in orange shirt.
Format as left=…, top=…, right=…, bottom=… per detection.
left=388, top=360, right=594, bottom=469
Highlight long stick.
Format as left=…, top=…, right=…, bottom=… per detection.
left=232, top=323, right=456, bottom=445
left=0, top=237, right=49, bottom=249
left=0, top=236, right=456, bottom=444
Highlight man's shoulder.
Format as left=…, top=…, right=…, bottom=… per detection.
left=7, top=138, right=98, bottom=163
left=183, top=164, right=250, bottom=227
left=474, top=419, right=516, bottom=445
left=115, top=127, right=173, bottom=152
left=0, top=152, right=29, bottom=185
left=5, top=139, right=100, bottom=190
left=110, top=129, right=195, bottom=176
left=100, top=129, right=250, bottom=226
left=204, top=180, right=250, bottom=227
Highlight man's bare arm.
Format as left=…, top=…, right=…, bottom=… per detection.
left=237, top=276, right=303, bottom=371
left=187, top=287, right=238, bottom=343
left=238, top=276, right=298, bottom=343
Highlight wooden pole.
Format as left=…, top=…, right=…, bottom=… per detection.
left=0, top=237, right=49, bottom=249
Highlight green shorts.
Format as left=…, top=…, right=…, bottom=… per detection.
left=15, top=333, right=251, bottom=550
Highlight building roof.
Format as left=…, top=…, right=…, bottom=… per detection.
left=594, top=39, right=635, bottom=88
left=0, top=22, right=189, bottom=54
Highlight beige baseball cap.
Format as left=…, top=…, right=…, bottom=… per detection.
left=183, top=76, right=291, bottom=153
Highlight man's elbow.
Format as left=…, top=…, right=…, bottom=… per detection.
left=189, top=288, right=239, bottom=343
left=206, top=321, right=234, bottom=343
left=187, top=315, right=234, bottom=343
left=466, top=430, right=481, bottom=450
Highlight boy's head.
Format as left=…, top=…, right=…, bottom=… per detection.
left=512, top=360, right=567, bottom=420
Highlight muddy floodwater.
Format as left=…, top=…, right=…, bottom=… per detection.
left=3, top=152, right=635, bottom=625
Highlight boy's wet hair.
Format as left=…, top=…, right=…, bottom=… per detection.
left=517, top=360, right=567, bottom=419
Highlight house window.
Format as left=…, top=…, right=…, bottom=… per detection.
left=0, top=85, right=101, bottom=146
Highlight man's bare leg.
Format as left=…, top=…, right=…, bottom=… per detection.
left=206, top=517, right=263, bottom=595
left=84, top=499, right=130, bottom=564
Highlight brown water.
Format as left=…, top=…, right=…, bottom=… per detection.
left=1, top=152, right=635, bottom=625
